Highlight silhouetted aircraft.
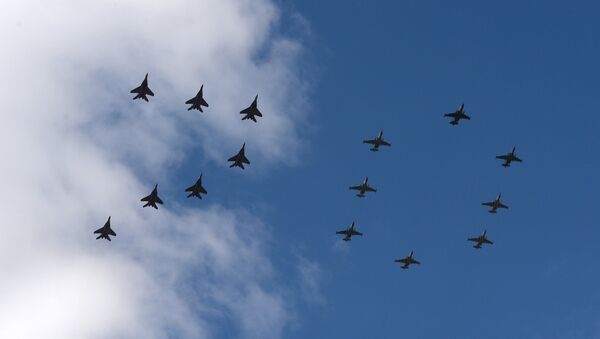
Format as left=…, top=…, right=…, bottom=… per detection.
left=130, top=73, right=154, bottom=102
left=481, top=194, right=509, bottom=213
left=394, top=251, right=420, bottom=269
left=444, top=103, right=470, bottom=125
left=141, top=184, right=163, bottom=209
left=228, top=143, right=250, bottom=169
left=468, top=230, right=494, bottom=249
left=185, top=174, right=207, bottom=199
left=363, top=130, right=391, bottom=151
left=94, top=216, right=116, bottom=241
left=336, top=221, right=363, bottom=241
left=240, top=95, right=262, bottom=122
left=185, top=85, right=209, bottom=112
left=496, top=147, right=522, bottom=167
left=349, top=177, right=377, bottom=197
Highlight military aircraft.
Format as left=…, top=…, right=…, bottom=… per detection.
left=240, top=95, right=263, bottom=122
left=496, top=147, right=523, bottom=167
left=228, top=143, right=250, bottom=169
left=141, top=184, right=163, bottom=209
left=94, top=216, right=116, bottom=241
left=444, top=103, right=471, bottom=125
left=349, top=177, right=377, bottom=198
left=185, top=85, right=209, bottom=112
left=335, top=221, right=363, bottom=241
left=130, top=73, right=154, bottom=102
left=185, top=174, right=207, bottom=199
left=363, top=130, right=391, bottom=151
left=394, top=251, right=420, bottom=269
left=468, top=230, right=494, bottom=249
left=481, top=194, right=509, bottom=214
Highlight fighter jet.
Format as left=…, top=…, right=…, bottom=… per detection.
left=130, top=73, right=154, bottom=102
left=394, top=251, right=420, bottom=269
left=468, top=230, right=494, bottom=249
left=335, top=221, right=363, bottom=241
left=185, top=174, right=207, bottom=199
left=141, top=184, right=163, bottom=209
left=496, top=147, right=523, bottom=167
left=444, top=103, right=471, bottom=125
left=228, top=143, right=250, bottom=169
left=363, top=130, right=391, bottom=152
left=240, top=95, right=262, bottom=122
left=94, top=216, right=116, bottom=241
left=481, top=194, right=509, bottom=214
left=349, top=177, right=377, bottom=198
left=185, top=85, right=209, bottom=112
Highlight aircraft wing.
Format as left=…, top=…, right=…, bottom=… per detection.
left=185, top=97, right=196, bottom=105
left=363, top=139, right=377, bottom=145
left=185, top=185, right=195, bottom=192
left=94, top=227, right=104, bottom=234
left=336, top=230, right=350, bottom=235
left=411, top=258, right=420, bottom=265
left=467, top=237, right=479, bottom=242
left=463, top=114, right=471, bottom=120
left=108, top=228, right=116, bottom=236
left=481, top=201, right=494, bottom=207
left=365, top=185, right=376, bottom=192
left=395, top=258, right=408, bottom=264
left=228, top=154, right=238, bottom=162
left=130, top=85, right=143, bottom=94
left=146, top=88, right=154, bottom=96
left=498, top=202, right=509, bottom=209
left=496, top=154, right=509, bottom=160
left=255, top=108, right=262, bottom=117
left=349, top=185, right=362, bottom=191
left=156, top=196, right=164, bottom=204
left=351, top=230, right=363, bottom=236
left=484, top=239, right=493, bottom=244
left=513, top=156, right=523, bottom=162
left=240, top=107, right=252, bottom=114
left=380, top=140, right=391, bottom=146
left=199, top=186, right=207, bottom=194
left=140, top=194, right=151, bottom=202
left=242, top=155, right=250, bottom=164
left=444, top=111, right=459, bottom=117
left=200, top=98, right=209, bottom=107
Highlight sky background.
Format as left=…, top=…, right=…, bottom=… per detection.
left=2, top=1, right=600, bottom=339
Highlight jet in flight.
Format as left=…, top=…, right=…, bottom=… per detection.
left=336, top=221, right=363, bottom=241
left=228, top=143, right=250, bottom=169
left=481, top=194, right=509, bottom=214
left=496, top=147, right=523, bottom=167
left=444, top=103, right=471, bottom=125
left=468, top=230, right=494, bottom=249
left=141, top=184, right=163, bottom=209
left=94, top=216, right=116, bottom=241
left=363, top=130, right=391, bottom=151
left=240, top=95, right=263, bottom=122
left=394, top=251, right=420, bottom=269
left=185, top=85, right=209, bottom=112
left=130, top=73, right=154, bottom=102
left=185, top=174, right=207, bottom=199
left=349, top=177, right=377, bottom=198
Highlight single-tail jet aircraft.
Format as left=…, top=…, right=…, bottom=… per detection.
left=130, top=73, right=154, bottom=102
left=94, top=216, right=116, bottom=241
left=468, top=230, right=494, bottom=249
left=185, top=174, right=207, bottom=199
left=240, top=95, right=262, bottom=122
left=481, top=194, right=509, bottom=214
left=349, top=177, right=377, bottom=198
left=185, top=85, right=209, bottom=112
left=444, top=103, right=471, bottom=125
left=363, top=130, right=391, bottom=151
left=394, top=251, right=420, bottom=269
left=228, top=143, right=250, bottom=169
left=141, top=184, right=163, bottom=209
left=496, top=147, right=523, bottom=167
left=335, top=221, right=363, bottom=241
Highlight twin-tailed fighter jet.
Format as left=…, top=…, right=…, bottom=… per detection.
left=481, top=194, right=509, bottom=214
left=468, top=230, right=494, bottom=249
left=94, top=216, right=116, bottom=241
left=228, top=143, right=251, bottom=169
left=349, top=177, right=377, bottom=198
left=185, top=85, right=209, bottom=112
left=394, top=251, right=420, bottom=269
left=336, top=221, right=363, bottom=241
left=185, top=174, right=208, bottom=199
left=130, top=73, right=154, bottom=102
left=496, top=147, right=523, bottom=167
left=444, top=103, right=471, bottom=125
left=141, top=184, right=164, bottom=209
left=363, top=130, right=391, bottom=152
left=240, top=95, right=263, bottom=122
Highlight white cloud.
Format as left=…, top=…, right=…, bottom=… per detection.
left=0, top=0, right=311, bottom=338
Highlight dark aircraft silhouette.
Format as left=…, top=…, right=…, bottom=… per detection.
left=130, top=73, right=154, bottom=102
left=185, top=174, right=207, bottom=199
left=468, top=230, right=494, bottom=249
left=481, top=194, right=509, bottom=214
left=363, top=130, right=391, bottom=151
left=185, top=85, right=209, bottom=112
left=240, top=95, right=262, bottom=122
left=228, top=143, right=250, bottom=169
left=141, top=184, right=163, bottom=209
left=349, top=177, right=377, bottom=197
left=336, top=221, right=363, bottom=241
left=394, top=251, right=420, bottom=269
left=444, top=103, right=470, bottom=125
left=496, top=147, right=523, bottom=167
left=94, top=216, right=116, bottom=241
